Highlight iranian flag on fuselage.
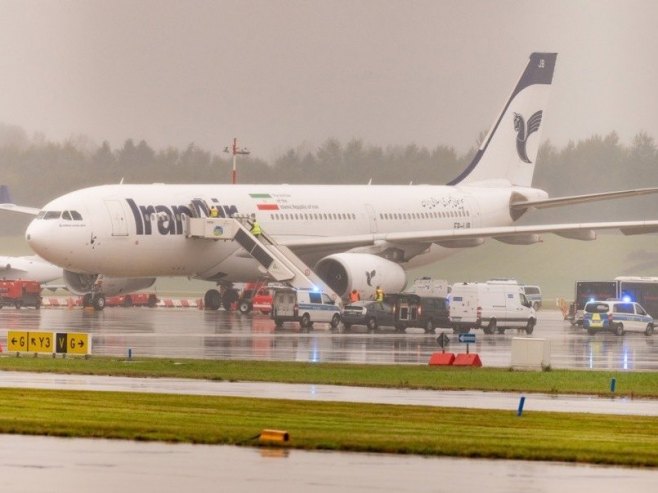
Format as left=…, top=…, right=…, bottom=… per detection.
left=250, top=193, right=279, bottom=211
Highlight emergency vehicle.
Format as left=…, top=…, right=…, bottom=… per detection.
left=0, top=280, right=42, bottom=309
left=568, top=277, right=658, bottom=326
left=271, top=288, right=341, bottom=329
left=449, top=281, right=536, bottom=334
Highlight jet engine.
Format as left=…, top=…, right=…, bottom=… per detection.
left=63, top=271, right=156, bottom=309
left=314, top=253, right=406, bottom=299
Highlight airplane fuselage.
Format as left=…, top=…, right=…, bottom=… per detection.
left=25, top=183, right=533, bottom=282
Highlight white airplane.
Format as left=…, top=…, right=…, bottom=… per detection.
left=0, top=255, right=62, bottom=283
left=3, top=52, right=658, bottom=310
left=0, top=253, right=155, bottom=307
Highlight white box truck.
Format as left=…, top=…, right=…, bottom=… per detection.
left=449, top=281, right=536, bottom=334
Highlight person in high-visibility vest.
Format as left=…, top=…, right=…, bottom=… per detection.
left=209, top=206, right=219, bottom=217
left=375, top=286, right=384, bottom=302
left=349, top=289, right=360, bottom=303
left=250, top=219, right=262, bottom=237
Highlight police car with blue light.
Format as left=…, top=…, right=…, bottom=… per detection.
left=582, top=298, right=654, bottom=336
left=271, top=287, right=341, bottom=330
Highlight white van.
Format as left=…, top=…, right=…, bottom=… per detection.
left=449, top=282, right=536, bottom=334
left=271, top=288, right=341, bottom=330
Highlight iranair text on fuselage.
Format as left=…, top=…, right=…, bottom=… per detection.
left=126, top=198, right=239, bottom=235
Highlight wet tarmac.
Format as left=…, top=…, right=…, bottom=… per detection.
left=1, top=370, right=657, bottom=415
left=0, top=307, right=657, bottom=370
left=1, top=306, right=657, bottom=490
left=1, top=434, right=656, bottom=493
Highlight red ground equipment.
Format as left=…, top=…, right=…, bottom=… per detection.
left=0, top=280, right=42, bottom=309
left=104, top=293, right=159, bottom=307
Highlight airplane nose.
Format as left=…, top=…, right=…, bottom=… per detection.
left=26, top=219, right=51, bottom=260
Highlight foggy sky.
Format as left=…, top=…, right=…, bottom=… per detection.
left=1, top=0, right=658, bottom=159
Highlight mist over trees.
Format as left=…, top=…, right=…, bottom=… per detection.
left=1, top=122, right=658, bottom=234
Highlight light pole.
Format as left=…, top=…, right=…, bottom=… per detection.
left=223, top=138, right=250, bottom=184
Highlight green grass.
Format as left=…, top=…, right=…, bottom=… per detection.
left=1, top=356, right=657, bottom=397
left=0, top=388, right=656, bottom=467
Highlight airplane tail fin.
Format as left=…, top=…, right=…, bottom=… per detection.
left=448, top=52, right=557, bottom=187
left=0, top=185, right=12, bottom=204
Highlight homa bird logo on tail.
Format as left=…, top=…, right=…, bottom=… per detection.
left=365, top=270, right=376, bottom=286
left=513, top=110, right=543, bottom=163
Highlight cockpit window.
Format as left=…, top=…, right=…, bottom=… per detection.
left=36, top=211, right=46, bottom=219
left=61, top=210, right=83, bottom=220
left=43, top=211, right=62, bottom=220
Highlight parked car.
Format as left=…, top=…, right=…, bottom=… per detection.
left=341, top=300, right=397, bottom=332
left=583, top=300, right=654, bottom=336
left=521, top=285, right=542, bottom=310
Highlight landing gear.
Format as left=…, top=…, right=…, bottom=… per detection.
left=222, top=289, right=239, bottom=311
left=204, top=289, right=222, bottom=311
left=238, top=300, right=252, bottom=314
left=82, top=293, right=106, bottom=311
left=92, top=294, right=106, bottom=311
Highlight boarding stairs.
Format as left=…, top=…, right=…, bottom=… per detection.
left=185, top=216, right=341, bottom=302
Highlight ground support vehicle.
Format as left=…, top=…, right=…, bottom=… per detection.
left=0, top=280, right=42, bottom=309
left=583, top=300, right=654, bottom=336
left=236, top=281, right=285, bottom=314
left=271, top=288, right=341, bottom=330
left=449, top=281, right=536, bottom=334
left=105, top=293, right=159, bottom=307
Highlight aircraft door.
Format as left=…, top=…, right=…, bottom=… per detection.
left=364, top=204, right=378, bottom=233
left=104, top=200, right=129, bottom=236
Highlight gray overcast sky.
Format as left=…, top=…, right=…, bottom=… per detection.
left=1, top=0, right=657, bottom=159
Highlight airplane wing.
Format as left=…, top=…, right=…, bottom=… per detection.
left=0, top=203, right=40, bottom=215
left=281, top=219, right=658, bottom=258
left=511, top=188, right=658, bottom=211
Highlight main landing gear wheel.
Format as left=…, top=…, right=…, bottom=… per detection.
left=238, top=300, right=252, bottom=314
left=222, top=289, right=239, bottom=311
left=204, top=289, right=221, bottom=311
left=92, top=294, right=106, bottom=311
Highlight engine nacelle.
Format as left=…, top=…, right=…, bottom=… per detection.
left=63, top=271, right=156, bottom=296
left=315, top=253, right=407, bottom=299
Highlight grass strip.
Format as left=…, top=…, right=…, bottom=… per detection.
left=0, top=388, right=656, bottom=467
left=1, top=357, right=657, bottom=398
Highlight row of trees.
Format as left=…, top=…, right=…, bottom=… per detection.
left=2, top=122, right=658, bottom=233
